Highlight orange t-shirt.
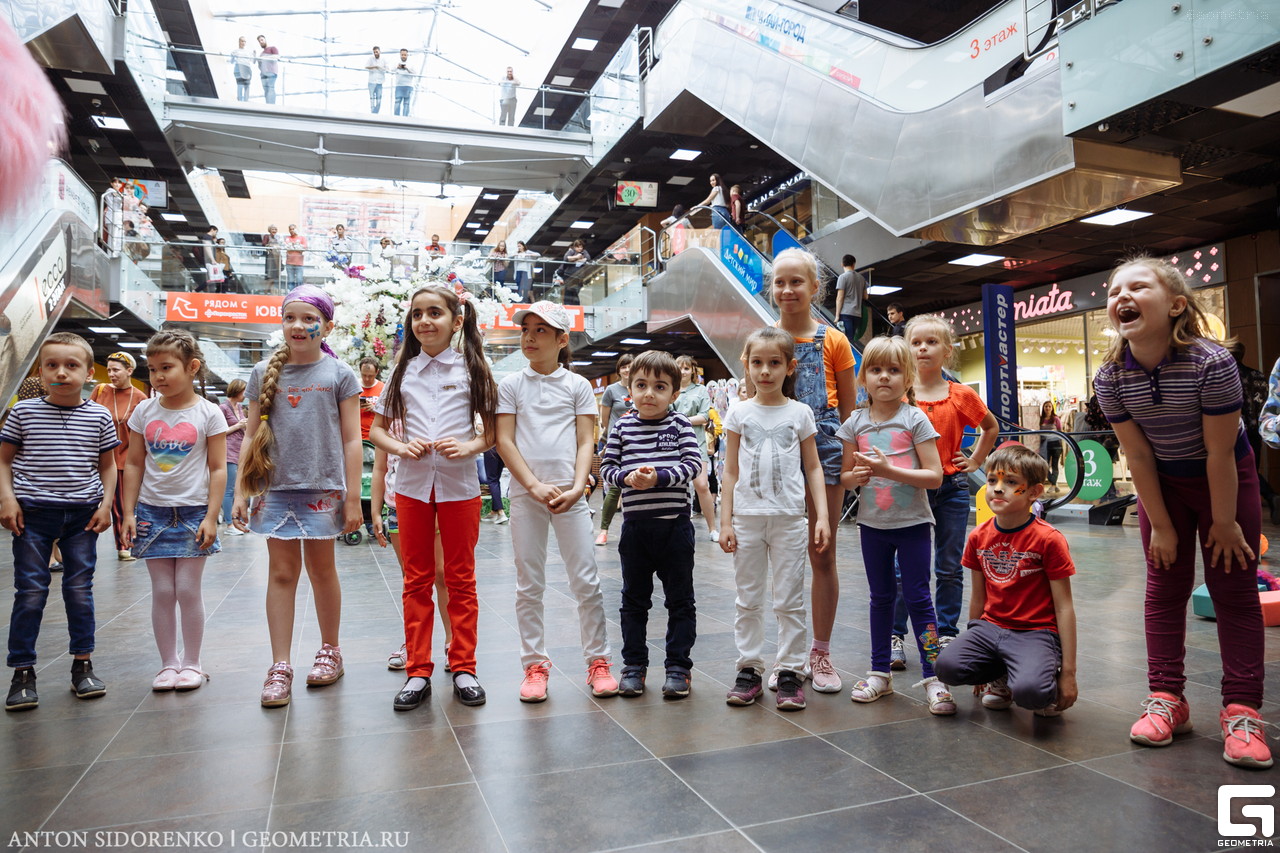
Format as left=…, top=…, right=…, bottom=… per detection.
left=916, top=381, right=989, bottom=474
left=791, top=324, right=856, bottom=411
left=359, top=380, right=383, bottom=440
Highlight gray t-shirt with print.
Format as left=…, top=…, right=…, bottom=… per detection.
left=836, top=403, right=940, bottom=529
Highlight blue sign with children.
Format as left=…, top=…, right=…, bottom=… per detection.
left=719, top=228, right=763, bottom=294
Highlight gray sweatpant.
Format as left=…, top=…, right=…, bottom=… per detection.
left=934, top=619, right=1061, bottom=711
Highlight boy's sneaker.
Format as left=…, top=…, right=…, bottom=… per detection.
left=1220, top=704, right=1274, bottom=769
left=305, top=644, right=344, bottom=686
left=889, top=636, right=907, bottom=671
left=519, top=661, right=551, bottom=703
left=776, top=670, right=806, bottom=711
left=618, top=666, right=646, bottom=697
left=586, top=658, right=619, bottom=697
left=809, top=649, right=842, bottom=693
left=70, top=659, right=106, bottom=699
left=981, top=676, right=1013, bottom=710
left=921, top=676, right=956, bottom=716
left=662, top=670, right=691, bottom=699
left=1129, top=692, right=1192, bottom=747
left=850, top=671, right=893, bottom=704
left=260, top=662, right=293, bottom=707
left=6, top=668, right=37, bottom=711
left=725, top=669, right=763, bottom=706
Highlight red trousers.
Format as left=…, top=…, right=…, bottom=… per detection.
left=397, top=493, right=480, bottom=678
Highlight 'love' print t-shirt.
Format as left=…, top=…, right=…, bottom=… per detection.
left=128, top=397, right=229, bottom=507
left=836, top=403, right=940, bottom=529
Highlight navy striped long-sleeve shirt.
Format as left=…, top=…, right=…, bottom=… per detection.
left=599, top=411, right=702, bottom=519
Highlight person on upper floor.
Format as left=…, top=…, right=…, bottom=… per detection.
left=696, top=173, right=730, bottom=229
left=366, top=46, right=389, bottom=113
left=256, top=35, right=279, bottom=104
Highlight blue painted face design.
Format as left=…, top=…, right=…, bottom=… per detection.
left=306, top=322, right=321, bottom=339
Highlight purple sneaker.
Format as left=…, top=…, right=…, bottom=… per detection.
left=726, top=669, right=763, bottom=706
left=776, top=669, right=807, bottom=711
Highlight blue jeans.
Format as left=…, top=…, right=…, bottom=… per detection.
left=235, top=78, right=250, bottom=101
left=261, top=74, right=277, bottom=104
left=712, top=205, right=730, bottom=229
left=618, top=516, right=696, bottom=672
left=369, top=82, right=383, bottom=113
left=221, top=461, right=238, bottom=523
left=893, top=471, right=970, bottom=638
left=7, top=502, right=100, bottom=667
left=286, top=265, right=304, bottom=288
left=395, top=86, right=412, bottom=116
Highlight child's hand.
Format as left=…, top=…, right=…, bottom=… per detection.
left=1055, top=671, right=1079, bottom=712
left=341, top=494, right=361, bottom=535
left=122, top=515, right=136, bottom=547
left=813, top=520, right=830, bottom=554
left=1147, top=526, right=1178, bottom=570
left=0, top=498, right=21, bottom=535
left=232, top=496, right=251, bottom=531
left=1206, top=520, right=1255, bottom=573
left=372, top=513, right=388, bottom=547
left=195, top=516, right=218, bottom=549
left=718, top=524, right=736, bottom=553
left=549, top=485, right=583, bottom=514
left=529, top=482, right=562, bottom=505
left=399, top=438, right=431, bottom=459
left=433, top=437, right=471, bottom=459
left=853, top=447, right=893, bottom=477
left=953, top=452, right=980, bottom=474
left=843, top=462, right=871, bottom=488
left=626, top=466, right=658, bottom=490
left=87, top=505, right=111, bottom=533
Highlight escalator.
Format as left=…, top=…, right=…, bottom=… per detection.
left=644, top=0, right=1182, bottom=246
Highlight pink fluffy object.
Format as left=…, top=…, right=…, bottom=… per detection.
left=0, top=19, right=66, bottom=217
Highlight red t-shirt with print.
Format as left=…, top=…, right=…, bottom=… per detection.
left=962, top=517, right=1075, bottom=632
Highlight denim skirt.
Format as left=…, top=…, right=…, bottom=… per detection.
left=134, top=503, right=221, bottom=559
left=249, top=489, right=345, bottom=540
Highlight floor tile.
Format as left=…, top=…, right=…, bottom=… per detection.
left=454, top=710, right=651, bottom=779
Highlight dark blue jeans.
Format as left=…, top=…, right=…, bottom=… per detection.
left=893, top=471, right=970, bottom=637
left=618, top=515, right=696, bottom=672
left=8, top=502, right=100, bottom=667
left=863, top=523, right=936, bottom=677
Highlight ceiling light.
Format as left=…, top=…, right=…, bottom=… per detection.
left=570, top=220, right=593, bottom=228
left=117, top=341, right=147, bottom=348
left=572, top=37, right=598, bottom=51
left=476, top=229, right=490, bottom=235
left=592, top=351, right=618, bottom=357
left=466, top=222, right=481, bottom=228
left=482, top=193, right=501, bottom=200
left=89, top=326, right=126, bottom=334
left=949, top=253, right=1004, bottom=266
left=551, top=241, right=571, bottom=247
left=1055, top=346, right=1066, bottom=354
left=619, top=338, right=650, bottom=345
left=533, top=107, right=554, bottom=116
left=571, top=360, right=593, bottom=366
left=1080, top=208, right=1153, bottom=226
left=160, top=212, right=187, bottom=222
left=1022, top=346, right=1031, bottom=353
left=176, top=234, right=198, bottom=241
left=550, top=75, right=575, bottom=87
left=1039, top=346, right=1048, bottom=353
left=867, top=285, right=902, bottom=296
left=119, top=157, right=154, bottom=168
left=667, top=176, right=694, bottom=185
left=669, top=149, right=702, bottom=161
left=91, top=115, right=129, bottom=131
left=64, top=78, right=107, bottom=95
left=1077, top=347, right=1085, bottom=354
left=474, top=209, right=489, bottom=215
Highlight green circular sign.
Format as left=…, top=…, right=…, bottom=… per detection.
left=620, top=185, right=640, bottom=204
left=1064, top=438, right=1113, bottom=501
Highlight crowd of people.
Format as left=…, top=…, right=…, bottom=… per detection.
left=4, top=250, right=1278, bottom=773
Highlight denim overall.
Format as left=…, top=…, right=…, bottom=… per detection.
left=792, top=325, right=843, bottom=485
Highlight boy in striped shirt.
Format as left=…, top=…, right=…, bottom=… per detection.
left=1, top=333, right=119, bottom=711
left=600, top=351, right=702, bottom=699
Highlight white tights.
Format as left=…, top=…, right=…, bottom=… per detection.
left=146, top=557, right=208, bottom=669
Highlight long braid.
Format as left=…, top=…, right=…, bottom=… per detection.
left=238, top=345, right=291, bottom=496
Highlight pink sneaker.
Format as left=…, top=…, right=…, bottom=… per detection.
left=520, top=661, right=551, bottom=703
left=1220, top=704, right=1274, bottom=769
left=1129, top=691, right=1192, bottom=746
left=809, top=649, right=842, bottom=693
left=260, top=662, right=293, bottom=707
left=306, top=644, right=344, bottom=686
left=586, top=658, right=618, bottom=697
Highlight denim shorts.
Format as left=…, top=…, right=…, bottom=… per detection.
left=133, top=503, right=220, bottom=559
left=249, top=489, right=345, bottom=540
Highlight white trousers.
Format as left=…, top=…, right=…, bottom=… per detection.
left=732, top=514, right=809, bottom=675
left=511, top=493, right=612, bottom=670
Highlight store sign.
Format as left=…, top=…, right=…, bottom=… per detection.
left=720, top=228, right=764, bottom=294
left=614, top=181, right=658, bottom=208
left=1064, top=439, right=1113, bottom=501
left=771, top=228, right=804, bottom=259
left=982, top=283, right=1019, bottom=426
left=166, top=293, right=284, bottom=325
left=31, top=230, right=69, bottom=318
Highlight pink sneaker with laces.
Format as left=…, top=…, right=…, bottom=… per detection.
left=260, top=662, right=293, bottom=707
left=809, top=649, right=842, bottom=693
left=1220, top=704, right=1274, bottom=769
left=1129, top=691, right=1191, bottom=746
left=520, top=661, right=551, bottom=703
left=586, top=658, right=618, bottom=697
left=306, top=644, right=344, bottom=686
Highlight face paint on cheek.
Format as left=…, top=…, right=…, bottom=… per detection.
left=1013, top=486, right=1027, bottom=495
left=306, top=322, right=321, bottom=339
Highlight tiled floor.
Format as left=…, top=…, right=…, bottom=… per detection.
left=3, top=500, right=1278, bottom=853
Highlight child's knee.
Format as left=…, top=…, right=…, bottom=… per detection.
left=1010, top=670, right=1059, bottom=710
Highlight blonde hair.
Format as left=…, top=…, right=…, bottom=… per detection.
left=1103, top=254, right=1223, bottom=364
left=771, top=248, right=825, bottom=303
left=903, top=313, right=957, bottom=370
left=858, top=336, right=917, bottom=406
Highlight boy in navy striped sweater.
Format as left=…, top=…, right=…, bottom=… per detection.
left=600, top=351, right=703, bottom=699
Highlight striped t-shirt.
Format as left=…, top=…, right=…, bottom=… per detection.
left=0, top=398, right=119, bottom=504
left=1093, top=340, right=1245, bottom=470
left=600, top=411, right=702, bottom=519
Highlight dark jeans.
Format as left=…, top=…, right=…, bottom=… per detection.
left=893, top=471, right=970, bottom=638
left=1040, top=438, right=1063, bottom=484
left=8, top=502, right=100, bottom=667
left=477, top=449, right=504, bottom=510
left=863, top=523, right=936, bottom=677
left=618, top=515, right=696, bottom=672
left=934, top=619, right=1061, bottom=711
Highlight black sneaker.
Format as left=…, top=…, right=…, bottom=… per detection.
left=6, top=668, right=37, bottom=711
left=618, top=666, right=646, bottom=697
left=70, top=659, right=106, bottom=699
left=661, top=670, right=690, bottom=699
left=776, top=669, right=807, bottom=711
left=725, top=669, right=763, bottom=706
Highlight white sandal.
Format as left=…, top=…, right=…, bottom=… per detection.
left=850, top=671, right=894, bottom=703
left=918, top=676, right=956, bottom=715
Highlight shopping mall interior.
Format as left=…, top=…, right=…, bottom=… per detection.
left=3, top=0, right=1280, bottom=850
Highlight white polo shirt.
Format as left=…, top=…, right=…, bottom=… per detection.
left=497, top=366, right=596, bottom=497
left=376, top=348, right=479, bottom=503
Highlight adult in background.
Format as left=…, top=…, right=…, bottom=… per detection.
left=497, top=66, right=519, bottom=126
left=488, top=241, right=509, bottom=288
left=672, top=356, right=719, bottom=541
left=366, top=46, right=389, bottom=113
left=283, top=223, right=307, bottom=288
left=512, top=241, right=539, bottom=302
left=214, top=238, right=236, bottom=293
left=357, top=356, right=383, bottom=441
left=393, top=49, right=414, bottom=116
left=262, top=224, right=283, bottom=292
left=886, top=302, right=906, bottom=337
left=1038, top=400, right=1064, bottom=491
left=230, top=36, right=254, bottom=102
left=594, top=353, right=633, bottom=546
left=219, top=379, right=248, bottom=536
left=256, top=35, right=279, bottom=104
left=330, top=224, right=359, bottom=263
left=834, top=254, right=868, bottom=344
left=563, top=239, right=589, bottom=305
left=90, top=352, right=148, bottom=561
left=478, top=450, right=508, bottom=525
left=696, top=173, right=730, bottom=229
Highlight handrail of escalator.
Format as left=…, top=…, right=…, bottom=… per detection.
left=988, top=412, right=1086, bottom=511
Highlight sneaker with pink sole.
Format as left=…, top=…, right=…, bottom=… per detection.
left=586, top=658, right=618, bottom=697
left=306, top=644, right=344, bottom=686
left=520, top=661, right=551, bottom=703
left=809, top=649, right=842, bottom=693
left=260, top=662, right=293, bottom=707
left=1220, top=704, right=1274, bottom=769
left=1129, top=691, right=1192, bottom=746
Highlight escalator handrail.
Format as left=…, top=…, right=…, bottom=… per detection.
left=988, top=412, right=1112, bottom=512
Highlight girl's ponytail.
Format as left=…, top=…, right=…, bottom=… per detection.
left=238, top=345, right=291, bottom=496
left=458, top=299, right=498, bottom=446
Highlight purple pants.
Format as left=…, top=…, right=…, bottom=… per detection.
left=861, top=523, right=938, bottom=677
left=1137, top=450, right=1263, bottom=707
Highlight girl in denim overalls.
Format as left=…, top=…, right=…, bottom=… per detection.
left=772, top=248, right=857, bottom=694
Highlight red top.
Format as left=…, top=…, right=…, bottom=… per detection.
left=962, top=517, right=1075, bottom=632
left=916, top=381, right=988, bottom=474
left=359, top=380, right=383, bottom=440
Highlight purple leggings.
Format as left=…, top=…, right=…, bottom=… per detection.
left=1138, top=450, right=1263, bottom=707
left=860, top=523, right=938, bottom=677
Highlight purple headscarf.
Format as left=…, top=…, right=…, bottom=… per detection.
left=282, top=284, right=338, bottom=358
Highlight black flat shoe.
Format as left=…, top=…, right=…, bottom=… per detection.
left=393, top=677, right=430, bottom=711
left=452, top=674, right=486, bottom=706
left=6, top=668, right=37, bottom=711
left=70, top=659, right=105, bottom=699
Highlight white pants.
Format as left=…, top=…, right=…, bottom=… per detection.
left=732, top=514, right=809, bottom=675
left=511, top=493, right=612, bottom=670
